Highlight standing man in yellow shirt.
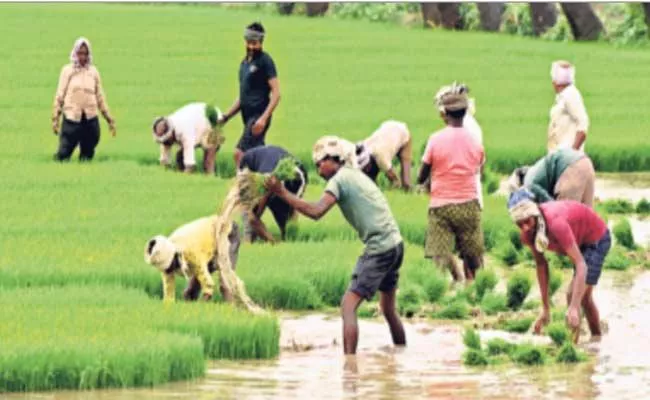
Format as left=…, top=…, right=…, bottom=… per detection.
left=52, top=37, right=116, bottom=162
left=547, top=61, right=589, bottom=154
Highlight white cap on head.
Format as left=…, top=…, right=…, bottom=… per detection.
left=312, top=136, right=352, bottom=164
left=144, top=235, right=176, bottom=272
left=551, top=60, right=575, bottom=85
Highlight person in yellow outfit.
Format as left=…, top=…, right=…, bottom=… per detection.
left=144, top=216, right=241, bottom=303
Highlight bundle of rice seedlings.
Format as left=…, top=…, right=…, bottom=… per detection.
left=546, top=322, right=570, bottom=346
left=486, top=338, right=515, bottom=356
left=555, top=342, right=586, bottom=363
left=511, top=343, right=546, bottom=366
left=506, top=272, right=532, bottom=311
left=463, top=328, right=482, bottom=350
left=237, top=157, right=299, bottom=209
left=204, top=103, right=221, bottom=128
left=463, top=349, right=489, bottom=366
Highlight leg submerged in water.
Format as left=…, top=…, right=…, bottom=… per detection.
left=341, top=290, right=364, bottom=355
left=379, top=288, right=406, bottom=347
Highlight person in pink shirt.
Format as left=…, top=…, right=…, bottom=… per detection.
left=508, top=189, right=611, bottom=343
left=417, top=85, right=485, bottom=282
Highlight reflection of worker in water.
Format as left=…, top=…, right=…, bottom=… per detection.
left=508, top=189, right=610, bottom=343
left=144, top=216, right=240, bottom=303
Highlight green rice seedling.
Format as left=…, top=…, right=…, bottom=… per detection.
left=422, top=270, right=448, bottom=303
left=244, top=274, right=323, bottom=310
left=636, top=198, right=650, bottom=214
left=204, top=103, right=220, bottom=127
left=0, top=286, right=280, bottom=392
left=549, top=269, right=563, bottom=298
left=522, top=299, right=541, bottom=310
left=474, top=268, right=498, bottom=301
left=613, top=218, right=637, bottom=250
left=551, top=307, right=568, bottom=322
left=481, top=292, right=509, bottom=316
left=357, top=302, right=378, bottom=318
left=511, top=343, right=547, bottom=366
left=549, top=253, right=574, bottom=270
left=497, top=241, right=521, bottom=267
left=463, top=328, right=482, bottom=350
left=509, top=228, right=523, bottom=250
left=600, top=199, right=635, bottom=214
left=546, top=322, right=570, bottom=347
left=486, top=338, right=515, bottom=356
left=497, top=316, right=535, bottom=333
left=603, top=246, right=633, bottom=271
left=463, top=349, right=489, bottom=366
left=556, top=342, right=587, bottom=363
left=397, top=285, right=425, bottom=317
left=435, top=300, right=470, bottom=320
left=507, top=272, right=532, bottom=311
left=238, top=157, right=300, bottom=209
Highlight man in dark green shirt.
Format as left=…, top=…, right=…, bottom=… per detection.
left=220, top=22, right=281, bottom=167
left=507, top=148, right=595, bottom=207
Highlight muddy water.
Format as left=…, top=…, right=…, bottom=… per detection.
left=9, top=271, right=650, bottom=400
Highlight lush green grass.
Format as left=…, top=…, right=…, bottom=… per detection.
left=1, top=3, right=650, bottom=174
left=0, top=286, right=279, bottom=392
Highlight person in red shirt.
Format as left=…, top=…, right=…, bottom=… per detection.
left=508, top=189, right=611, bottom=342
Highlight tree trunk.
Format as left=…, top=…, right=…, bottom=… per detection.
left=305, top=2, right=329, bottom=17
left=643, top=3, right=650, bottom=30
left=421, top=3, right=462, bottom=29
left=560, top=3, right=604, bottom=41
left=277, top=3, right=295, bottom=15
left=477, top=3, right=505, bottom=31
left=530, top=3, right=558, bottom=36
left=421, top=3, right=442, bottom=28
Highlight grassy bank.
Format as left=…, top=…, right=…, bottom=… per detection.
left=0, top=286, right=279, bottom=392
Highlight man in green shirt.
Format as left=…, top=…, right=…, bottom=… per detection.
left=506, top=148, right=595, bottom=207
left=264, top=135, right=406, bottom=355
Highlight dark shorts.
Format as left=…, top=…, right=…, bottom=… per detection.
left=266, top=163, right=308, bottom=230
left=236, top=114, right=272, bottom=152
left=579, top=229, right=611, bottom=286
left=349, top=242, right=404, bottom=300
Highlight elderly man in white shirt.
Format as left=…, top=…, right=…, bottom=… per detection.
left=548, top=61, right=589, bottom=154
left=152, top=102, right=225, bottom=174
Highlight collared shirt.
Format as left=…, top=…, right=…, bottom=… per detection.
left=159, top=102, right=217, bottom=167
left=161, top=216, right=220, bottom=303
left=363, top=120, right=411, bottom=172
left=548, top=85, right=589, bottom=154
left=239, top=51, right=277, bottom=118
left=52, top=63, right=111, bottom=122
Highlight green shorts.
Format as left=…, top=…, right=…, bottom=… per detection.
left=425, top=200, right=484, bottom=260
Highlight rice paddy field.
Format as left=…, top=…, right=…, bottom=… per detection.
left=1, top=2, right=650, bottom=397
